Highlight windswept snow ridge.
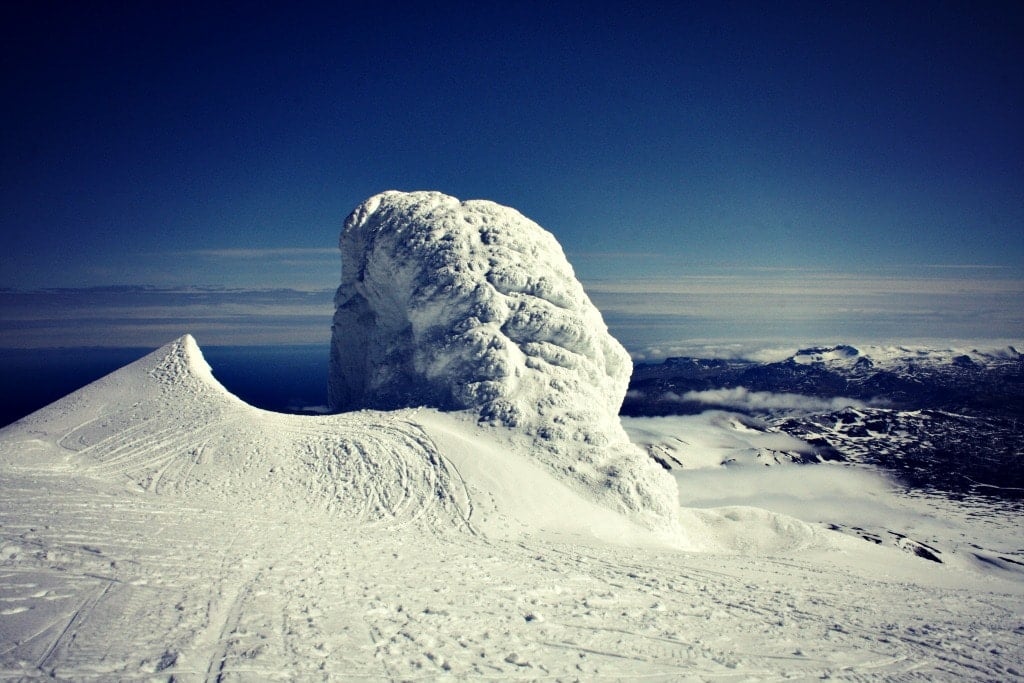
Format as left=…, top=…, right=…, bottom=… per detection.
left=329, top=191, right=677, bottom=529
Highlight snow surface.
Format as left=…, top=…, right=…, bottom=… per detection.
left=329, top=191, right=676, bottom=530
left=623, top=413, right=1024, bottom=574
left=1, top=337, right=1022, bottom=680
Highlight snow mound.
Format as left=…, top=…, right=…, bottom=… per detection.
left=328, top=191, right=628, bottom=422
left=329, top=191, right=678, bottom=530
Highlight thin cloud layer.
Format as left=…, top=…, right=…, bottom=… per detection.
left=188, top=248, right=337, bottom=259
left=0, top=287, right=334, bottom=347
left=584, top=270, right=1024, bottom=357
left=2, top=269, right=1021, bottom=352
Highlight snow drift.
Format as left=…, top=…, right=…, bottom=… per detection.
left=329, top=191, right=678, bottom=529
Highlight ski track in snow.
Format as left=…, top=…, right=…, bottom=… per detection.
left=0, top=338, right=1022, bottom=680
left=2, top=478, right=1021, bottom=681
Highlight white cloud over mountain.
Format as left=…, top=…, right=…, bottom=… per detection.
left=668, top=387, right=871, bottom=414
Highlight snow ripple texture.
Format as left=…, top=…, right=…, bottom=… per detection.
left=329, top=191, right=678, bottom=530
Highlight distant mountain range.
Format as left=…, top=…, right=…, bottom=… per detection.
left=626, top=345, right=1024, bottom=499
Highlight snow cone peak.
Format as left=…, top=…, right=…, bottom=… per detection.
left=145, top=335, right=241, bottom=402
left=329, top=190, right=678, bottom=529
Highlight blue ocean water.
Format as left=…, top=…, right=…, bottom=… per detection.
left=0, top=345, right=330, bottom=428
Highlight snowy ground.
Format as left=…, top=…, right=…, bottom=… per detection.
left=0, top=338, right=1022, bottom=680
left=623, top=412, right=1024, bottom=573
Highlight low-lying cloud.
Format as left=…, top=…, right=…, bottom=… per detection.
left=628, top=386, right=875, bottom=415
left=675, top=387, right=868, bottom=413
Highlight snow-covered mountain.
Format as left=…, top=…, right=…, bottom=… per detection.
left=629, top=344, right=1024, bottom=413
left=624, top=341, right=1024, bottom=580
left=789, top=343, right=1023, bottom=372
left=2, top=335, right=665, bottom=542
left=1, top=197, right=1021, bottom=680
left=626, top=343, right=1024, bottom=496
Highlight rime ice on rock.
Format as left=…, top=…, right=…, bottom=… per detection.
left=329, top=191, right=678, bottom=529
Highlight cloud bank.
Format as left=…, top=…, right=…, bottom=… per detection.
left=1, top=268, right=1020, bottom=352
left=0, top=287, right=334, bottom=347
left=582, top=270, right=1024, bottom=358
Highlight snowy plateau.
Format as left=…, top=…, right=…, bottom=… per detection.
left=0, top=192, right=1021, bottom=681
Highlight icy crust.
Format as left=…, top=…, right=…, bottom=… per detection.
left=328, top=191, right=629, bottom=418
left=329, top=191, right=678, bottom=529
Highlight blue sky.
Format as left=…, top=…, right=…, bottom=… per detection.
left=1, top=1, right=1021, bottom=351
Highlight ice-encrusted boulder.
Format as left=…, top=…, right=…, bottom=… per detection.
left=328, top=191, right=629, bottom=423
left=329, top=191, right=678, bottom=529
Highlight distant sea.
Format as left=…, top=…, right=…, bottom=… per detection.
left=0, top=345, right=330, bottom=428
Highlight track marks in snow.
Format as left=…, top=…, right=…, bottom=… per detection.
left=1, top=474, right=1022, bottom=680
left=201, top=569, right=260, bottom=682
left=269, top=414, right=476, bottom=534
left=35, top=580, right=113, bottom=677
left=42, top=398, right=476, bottom=537
left=79, top=421, right=225, bottom=487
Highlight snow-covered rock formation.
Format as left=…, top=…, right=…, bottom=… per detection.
left=329, top=191, right=677, bottom=529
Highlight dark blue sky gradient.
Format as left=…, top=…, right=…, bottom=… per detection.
left=2, top=1, right=1022, bottom=291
